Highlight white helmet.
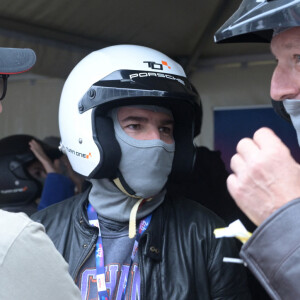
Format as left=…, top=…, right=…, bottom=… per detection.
left=59, top=45, right=201, bottom=181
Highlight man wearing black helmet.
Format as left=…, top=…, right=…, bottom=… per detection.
left=0, top=47, right=81, bottom=300
left=0, top=134, right=65, bottom=215
left=32, top=45, right=251, bottom=299
left=215, top=1, right=300, bottom=299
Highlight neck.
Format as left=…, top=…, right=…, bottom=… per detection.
left=88, top=178, right=165, bottom=222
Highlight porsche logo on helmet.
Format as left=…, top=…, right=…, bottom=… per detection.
left=129, top=72, right=185, bottom=86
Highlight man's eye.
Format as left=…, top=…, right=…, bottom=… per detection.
left=159, top=127, right=172, bottom=134
left=127, top=124, right=140, bottom=130
left=294, top=54, right=300, bottom=63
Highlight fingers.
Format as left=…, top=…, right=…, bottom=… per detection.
left=29, top=139, right=47, bottom=157
left=232, top=127, right=288, bottom=170
left=230, top=153, right=244, bottom=175
left=226, top=174, right=241, bottom=206
left=253, top=127, right=287, bottom=152
left=29, top=140, right=39, bottom=157
left=236, top=136, right=259, bottom=160
left=53, top=159, right=62, bottom=173
left=230, top=135, right=260, bottom=176
left=227, top=127, right=294, bottom=226
left=226, top=173, right=238, bottom=197
left=235, top=127, right=281, bottom=160
left=29, top=139, right=42, bottom=154
left=29, top=139, right=54, bottom=173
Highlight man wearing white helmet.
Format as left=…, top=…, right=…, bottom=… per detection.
left=32, top=45, right=250, bottom=299
left=215, top=0, right=300, bottom=299
left=0, top=47, right=81, bottom=300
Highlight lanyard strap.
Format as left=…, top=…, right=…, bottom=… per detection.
left=87, top=203, right=152, bottom=300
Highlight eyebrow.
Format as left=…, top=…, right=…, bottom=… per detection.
left=279, top=38, right=300, bottom=50
left=160, top=119, right=174, bottom=125
left=287, top=35, right=300, bottom=48
left=284, top=42, right=300, bottom=50
left=120, top=116, right=148, bottom=123
left=270, top=36, right=300, bottom=56
left=120, top=116, right=174, bottom=125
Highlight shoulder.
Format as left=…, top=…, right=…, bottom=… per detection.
left=160, top=194, right=241, bottom=266
left=161, top=194, right=227, bottom=245
left=0, top=209, right=41, bottom=239
left=0, top=211, right=82, bottom=300
left=165, top=194, right=225, bottom=227
left=0, top=209, right=31, bottom=229
left=32, top=192, right=85, bottom=225
left=0, top=210, right=45, bottom=265
left=30, top=192, right=89, bottom=248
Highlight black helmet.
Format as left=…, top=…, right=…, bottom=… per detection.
left=214, top=0, right=300, bottom=44
left=0, top=134, right=61, bottom=214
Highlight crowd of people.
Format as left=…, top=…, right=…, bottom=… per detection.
left=1, top=1, right=300, bottom=299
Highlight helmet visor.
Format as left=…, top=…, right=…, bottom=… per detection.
left=214, top=0, right=300, bottom=43
left=79, top=69, right=199, bottom=113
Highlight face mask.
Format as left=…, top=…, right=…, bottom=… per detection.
left=283, top=99, right=300, bottom=146
left=110, top=106, right=175, bottom=198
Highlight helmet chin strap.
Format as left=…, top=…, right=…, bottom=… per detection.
left=112, top=172, right=152, bottom=238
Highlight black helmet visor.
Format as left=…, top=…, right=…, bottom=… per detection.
left=214, top=0, right=300, bottom=44
left=78, top=69, right=202, bottom=135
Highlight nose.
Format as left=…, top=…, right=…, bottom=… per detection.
left=146, top=127, right=161, bottom=140
left=270, top=65, right=300, bottom=101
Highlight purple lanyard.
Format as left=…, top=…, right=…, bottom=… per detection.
left=87, top=203, right=152, bottom=300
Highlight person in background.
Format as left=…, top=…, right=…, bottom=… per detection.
left=29, top=136, right=84, bottom=210
left=43, top=135, right=86, bottom=193
left=214, top=0, right=300, bottom=299
left=0, top=47, right=81, bottom=300
left=0, top=134, right=61, bottom=215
